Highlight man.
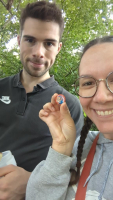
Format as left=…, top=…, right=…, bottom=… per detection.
left=0, top=1, right=83, bottom=199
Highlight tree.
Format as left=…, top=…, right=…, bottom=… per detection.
left=0, top=0, right=113, bottom=130
left=0, top=0, right=113, bottom=90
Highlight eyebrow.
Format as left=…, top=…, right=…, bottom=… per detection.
left=23, top=35, right=34, bottom=38
left=23, top=35, right=58, bottom=43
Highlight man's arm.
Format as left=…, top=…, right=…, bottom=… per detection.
left=0, top=165, right=31, bottom=200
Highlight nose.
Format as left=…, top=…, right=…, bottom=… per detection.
left=93, top=81, right=113, bottom=103
left=32, top=43, right=44, bottom=58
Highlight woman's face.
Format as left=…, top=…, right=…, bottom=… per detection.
left=79, top=43, right=113, bottom=139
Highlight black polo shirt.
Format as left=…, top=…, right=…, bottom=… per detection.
left=0, top=72, right=83, bottom=171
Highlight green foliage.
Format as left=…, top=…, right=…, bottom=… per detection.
left=90, top=123, right=98, bottom=131
left=52, top=0, right=113, bottom=91
left=1, top=0, right=113, bottom=82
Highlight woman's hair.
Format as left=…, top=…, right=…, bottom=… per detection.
left=69, top=116, right=93, bottom=185
left=69, top=35, right=113, bottom=186
left=19, top=1, right=64, bottom=40
left=81, top=35, right=113, bottom=58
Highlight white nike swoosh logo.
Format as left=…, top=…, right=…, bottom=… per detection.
left=0, top=99, right=11, bottom=104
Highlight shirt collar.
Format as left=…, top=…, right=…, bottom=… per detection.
left=13, top=70, right=22, bottom=87
left=38, top=75, right=55, bottom=89
left=13, top=70, right=55, bottom=89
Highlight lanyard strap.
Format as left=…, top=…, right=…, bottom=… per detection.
left=75, top=133, right=99, bottom=200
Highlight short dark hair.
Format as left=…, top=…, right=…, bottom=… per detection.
left=19, top=1, right=64, bottom=40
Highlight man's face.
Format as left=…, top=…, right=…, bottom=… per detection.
left=17, top=18, right=62, bottom=79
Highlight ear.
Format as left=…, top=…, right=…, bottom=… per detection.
left=57, top=42, right=62, bottom=55
left=17, top=35, right=21, bottom=46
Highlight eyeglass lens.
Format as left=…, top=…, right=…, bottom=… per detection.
left=75, top=72, right=113, bottom=97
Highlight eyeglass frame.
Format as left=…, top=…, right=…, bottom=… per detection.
left=74, top=71, right=113, bottom=98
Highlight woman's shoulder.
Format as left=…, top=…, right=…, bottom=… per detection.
left=71, top=131, right=99, bottom=168
left=73, top=131, right=99, bottom=153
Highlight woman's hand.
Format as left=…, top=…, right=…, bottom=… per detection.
left=39, top=93, right=76, bottom=156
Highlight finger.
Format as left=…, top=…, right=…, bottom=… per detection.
left=43, top=102, right=55, bottom=112
left=51, top=93, right=58, bottom=104
left=39, top=109, right=49, bottom=118
left=51, top=93, right=61, bottom=110
left=60, top=102, right=72, bottom=119
left=0, top=165, right=16, bottom=177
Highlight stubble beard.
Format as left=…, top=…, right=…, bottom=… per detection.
left=24, top=63, right=48, bottom=78
left=21, top=57, right=51, bottom=78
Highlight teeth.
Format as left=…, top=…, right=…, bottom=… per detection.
left=96, top=110, right=113, bottom=116
left=105, top=111, right=108, bottom=115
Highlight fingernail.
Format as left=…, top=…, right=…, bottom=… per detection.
left=44, top=112, right=48, bottom=115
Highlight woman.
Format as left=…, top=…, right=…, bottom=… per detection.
left=26, top=36, right=113, bottom=200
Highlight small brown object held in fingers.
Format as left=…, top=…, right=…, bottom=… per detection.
left=0, top=152, right=2, bottom=161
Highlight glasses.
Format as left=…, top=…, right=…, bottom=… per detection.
left=75, top=71, right=113, bottom=98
